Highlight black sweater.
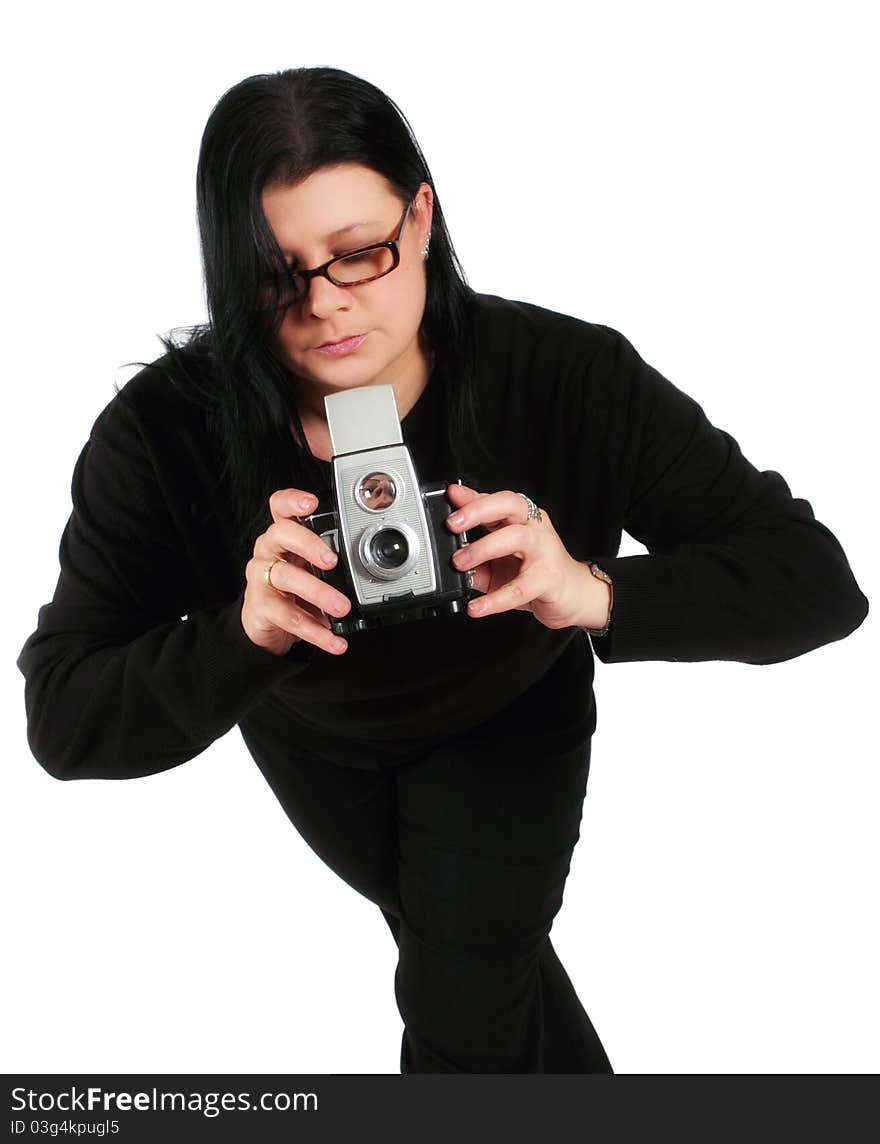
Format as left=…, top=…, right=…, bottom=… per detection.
left=17, top=293, right=869, bottom=778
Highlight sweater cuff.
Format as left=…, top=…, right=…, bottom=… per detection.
left=199, top=593, right=315, bottom=701
left=585, top=554, right=685, bottom=664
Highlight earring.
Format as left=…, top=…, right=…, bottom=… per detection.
left=422, top=230, right=432, bottom=259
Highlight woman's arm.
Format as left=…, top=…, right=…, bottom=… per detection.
left=580, top=328, right=869, bottom=665
left=17, top=391, right=312, bottom=781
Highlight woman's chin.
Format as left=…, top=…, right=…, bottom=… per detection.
left=297, top=355, right=387, bottom=392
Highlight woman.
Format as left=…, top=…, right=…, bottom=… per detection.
left=17, top=66, right=869, bottom=1074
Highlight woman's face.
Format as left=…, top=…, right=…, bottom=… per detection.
left=261, top=162, right=434, bottom=413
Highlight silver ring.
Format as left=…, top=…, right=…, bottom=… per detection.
left=517, top=492, right=543, bottom=523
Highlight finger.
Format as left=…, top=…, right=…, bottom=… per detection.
left=269, top=487, right=320, bottom=524
left=446, top=489, right=531, bottom=533
left=451, top=523, right=535, bottom=571
left=444, top=483, right=482, bottom=528
left=299, top=599, right=334, bottom=629
left=445, top=482, right=481, bottom=503
left=255, top=518, right=339, bottom=571
left=248, top=556, right=351, bottom=620
left=467, top=567, right=543, bottom=618
left=264, top=596, right=349, bottom=655
left=269, top=559, right=352, bottom=620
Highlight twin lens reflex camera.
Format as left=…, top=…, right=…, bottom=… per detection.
left=301, top=384, right=479, bottom=636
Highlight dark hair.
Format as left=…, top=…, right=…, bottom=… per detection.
left=133, top=66, right=491, bottom=558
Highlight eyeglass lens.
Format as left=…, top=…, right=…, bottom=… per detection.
left=277, top=246, right=396, bottom=306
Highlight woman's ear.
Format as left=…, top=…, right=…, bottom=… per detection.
left=414, top=182, right=434, bottom=248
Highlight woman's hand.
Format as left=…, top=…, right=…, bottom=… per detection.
left=242, top=488, right=352, bottom=657
left=445, top=484, right=611, bottom=631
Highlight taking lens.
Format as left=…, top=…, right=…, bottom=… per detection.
left=369, top=528, right=409, bottom=570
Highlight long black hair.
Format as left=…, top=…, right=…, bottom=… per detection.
left=137, top=67, right=491, bottom=557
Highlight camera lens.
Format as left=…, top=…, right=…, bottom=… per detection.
left=358, top=520, right=420, bottom=581
left=356, top=471, right=397, bottom=511
left=369, top=527, right=409, bottom=570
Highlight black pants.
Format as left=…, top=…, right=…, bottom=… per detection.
left=241, top=668, right=612, bottom=1073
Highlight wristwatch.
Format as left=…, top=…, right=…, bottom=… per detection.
left=583, top=561, right=613, bottom=637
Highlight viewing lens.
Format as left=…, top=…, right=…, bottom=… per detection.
left=356, top=472, right=397, bottom=511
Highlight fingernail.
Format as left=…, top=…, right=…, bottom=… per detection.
left=300, top=495, right=315, bottom=511
left=448, top=512, right=464, bottom=527
left=321, top=548, right=337, bottom=566
left=332, top=638, right=347, bottom=653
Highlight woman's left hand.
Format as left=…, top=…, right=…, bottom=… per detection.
left=445, top=483, right=610, bottom=631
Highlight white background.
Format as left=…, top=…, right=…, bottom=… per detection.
left=2, top=0, right=876, bottom=1074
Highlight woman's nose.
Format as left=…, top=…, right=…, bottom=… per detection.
left=305, top=273, right=352, bottom=318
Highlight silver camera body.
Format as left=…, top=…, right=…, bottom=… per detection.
left=301, top=384, right=478, bottom=635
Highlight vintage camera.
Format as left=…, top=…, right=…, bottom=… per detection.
left=301, top=384, right=480, bottom=635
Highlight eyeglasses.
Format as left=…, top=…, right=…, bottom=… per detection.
left=261, top=200, right=414, bottom=311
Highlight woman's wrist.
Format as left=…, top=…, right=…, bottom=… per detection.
left=575, top=560, right=613, bottom=635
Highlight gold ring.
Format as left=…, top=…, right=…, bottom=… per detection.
left=264, top=558, right=286, bottom=594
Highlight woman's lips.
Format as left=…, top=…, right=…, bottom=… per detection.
left=315, top=333, right=367, bottom=357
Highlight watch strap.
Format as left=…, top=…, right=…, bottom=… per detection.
left=583, top=561, right=613, bottom=637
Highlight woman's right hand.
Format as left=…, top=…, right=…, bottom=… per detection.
left=242, top=488, right=352, bottom=657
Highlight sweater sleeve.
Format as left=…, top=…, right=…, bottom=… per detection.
left=17, top=394, right=314, bottom=781
left=583, top=329, right=869, bottom=665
